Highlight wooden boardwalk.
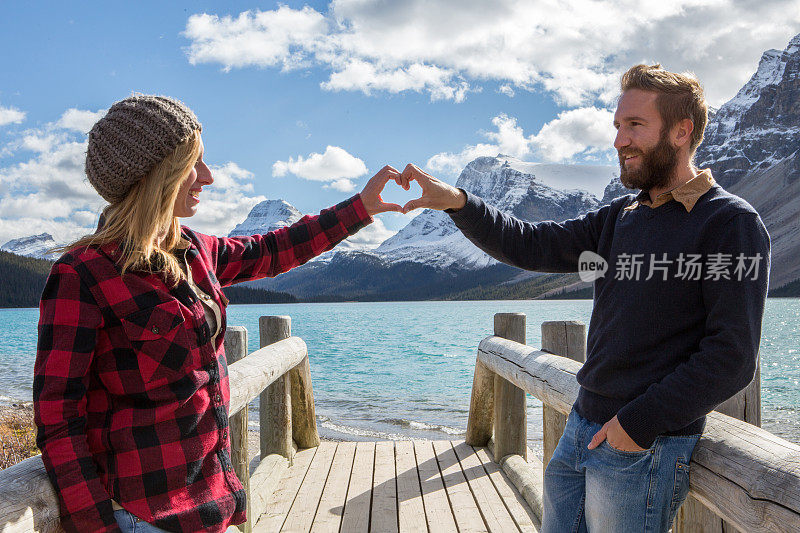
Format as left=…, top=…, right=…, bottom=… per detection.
left=253, top=440, right=540, bottom=533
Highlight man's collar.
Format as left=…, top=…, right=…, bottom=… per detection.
left=624, top=169, right=715, bottom=212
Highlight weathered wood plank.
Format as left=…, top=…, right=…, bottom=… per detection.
left=451, top=441, right=518, bottom=532
left=540, top=321, right=586, bottom=471
left=281, top=441, right=337, bottom=533
left=415, top=440, right=458, bottom=533
left=0, top=456, right=62, bottom=533
left=289, top=355, right=320, bottom=449
left=466, top=359, right=495, bottom=447
left=500, top=454, right=544, bottom=524
left=492, top=314, right=528, bottom=462
left=226, top=336, right=307, bottom=419
left=340, top=442, right=375, bottom=533
left=254, top=446, right=317, bottom=533
left=371, top=441, right=398, bottom=533
left=259, top=317, right=295, bottom=461
left=432, top=440, right=486, bottom=532
left=395, top=440, right=427, bottom=533
left=473, top=447, right=539, bottom=533
left=675, top=362, right=762, bottom=533
left=477, top=337, right=580, bottom=416
left=311, top=442, right=356, bottom=532
left=224, top=327, right=251, bottom=533
left=248, top=453, right=289, bottom=530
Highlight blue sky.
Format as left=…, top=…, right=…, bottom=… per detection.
left=1, top=1, right=799, bottom=247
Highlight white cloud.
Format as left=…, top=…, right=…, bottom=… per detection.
left=427, top=109, right=616, bottom=175
left=56, top=108, right=106, bottom=133
left=0, top=105, right=26, bottom=126
left=531, top=107, right=616, bottom=162
left=339, top=216, right=396, bottom=250
left=498, top=85, right=515, bottom=97
left=327, top=178, right=356, bottom=192
left=183, top=2, right=800, bottom=106
left=273, top=145, right=367, bottom=191
left=184, top=7, right=328, bottom=71
left=0, top=108, right=266, bottom=244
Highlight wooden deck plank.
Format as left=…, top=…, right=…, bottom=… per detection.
left=453, top=442, right=520, bottom=532
left=415, top=441, right=458, bottom=533
left=395, top=440, right=427, bottom=533
left=340, top=442, right=375, bottom=533
left=281, top=441, right=337, bottom=533
left=311, top=441, right=357, bottom=532
left=473, top=447, right=539, bottom=533
left=433, top=440, right=488, bottom=533
left=254, top=440, right=538, bottom=533
left=254, top=446, right=318, bottom=533
left=371, top=441, right=399, bottom=532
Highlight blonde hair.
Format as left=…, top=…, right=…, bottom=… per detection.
left=63, top=129, right=201, bottom=285
left=621, top=64, right=708, bottom=154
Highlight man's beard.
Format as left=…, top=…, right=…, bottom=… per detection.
left=618, top=131, right=678, bottom=191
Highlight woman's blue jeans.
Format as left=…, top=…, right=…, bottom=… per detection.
left=113, top=508, right=242, bottom=533
left=113, top=509, right=171, bottom=533
left=542, top=410, right=700, bottom=533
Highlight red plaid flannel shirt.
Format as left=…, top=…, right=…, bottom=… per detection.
left=34, top=195, right=371, bottom=533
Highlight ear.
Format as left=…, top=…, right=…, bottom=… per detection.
left=671, top=118, right=694, bottom=148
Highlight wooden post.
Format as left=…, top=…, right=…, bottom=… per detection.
left=259, top=316, right=293, bottom=461
left=541, top=321, right=586, bottom=471
left=493, top=313, right=527, bottom=462
left=289, top=355, right=320, bottom=448
left=673, top=354, right=762, bottom=533
left=466, top=359, right=496, bottom=446
left=224, top=326, right=251, bottom=533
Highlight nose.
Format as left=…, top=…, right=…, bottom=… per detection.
left=613, top=128, right=629, bottom=151
left=197, top=162, right=214, bottom=185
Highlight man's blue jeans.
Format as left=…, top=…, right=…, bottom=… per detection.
left=542, top=410, right=700, bottom=533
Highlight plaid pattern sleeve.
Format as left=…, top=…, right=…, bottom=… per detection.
left=205, top=193, right=372, bottom=286
left=33, top=262, right=121, bottom=533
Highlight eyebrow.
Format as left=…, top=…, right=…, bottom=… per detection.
left=615, top=116, right=649, bottom=124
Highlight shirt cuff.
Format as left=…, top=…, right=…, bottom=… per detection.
left=349, top=193, right=373, bottom=227
left=445, top=189, right=482, bottom=230
left=616, top=399, right=662, bottom=449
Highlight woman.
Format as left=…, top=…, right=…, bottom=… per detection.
left=33, top=95, right=405, bottom=533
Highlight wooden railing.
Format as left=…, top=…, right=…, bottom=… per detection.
left=467, top=313, right=800, bottom=533
left=0, top=315, right=315, bottom=533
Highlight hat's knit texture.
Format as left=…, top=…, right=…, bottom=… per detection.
left=86, top=95, right=201, bottom=203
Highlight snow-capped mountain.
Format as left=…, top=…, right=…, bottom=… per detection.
left=0, top=233, right=59, bottom=259
left=696, top=33, right=800, bottom=188
left=228, top=200, right=303, bottom=236
left=374, top=156, right=615, bottom=269
left=696, top=32, right=800, bottom=288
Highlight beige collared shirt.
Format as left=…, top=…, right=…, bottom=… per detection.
left=624, top=169, right=716, bottom=213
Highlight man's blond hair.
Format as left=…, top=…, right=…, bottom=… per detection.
left=621, top=64, right=708, bottom=155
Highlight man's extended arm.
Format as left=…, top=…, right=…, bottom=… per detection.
left=400, top=164, right=619, bottom=272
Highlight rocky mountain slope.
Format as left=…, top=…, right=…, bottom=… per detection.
left=696, top=32, right=800, bottom=288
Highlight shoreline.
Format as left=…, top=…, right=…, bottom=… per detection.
left=0, top=402, right=342, bottom=471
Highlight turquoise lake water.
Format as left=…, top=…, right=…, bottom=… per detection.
left=1, top=299, right=798, bottom=455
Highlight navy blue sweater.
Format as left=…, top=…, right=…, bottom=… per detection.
left=449, top=185, right=770, bottom=447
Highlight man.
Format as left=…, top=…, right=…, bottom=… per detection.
left=400, top=64, right=770, bottom=532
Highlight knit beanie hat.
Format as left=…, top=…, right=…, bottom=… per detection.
left=85, top=95, right=201, bottom=203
